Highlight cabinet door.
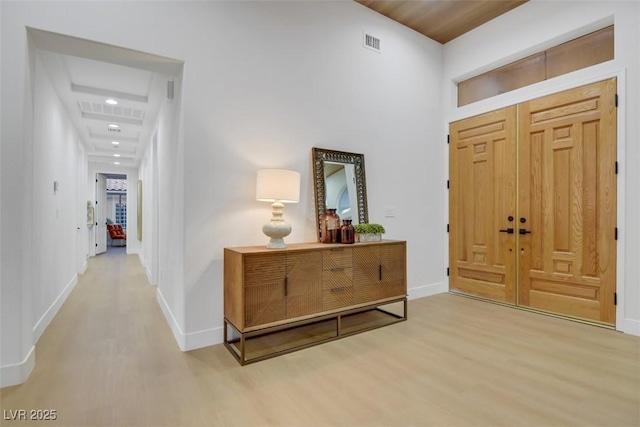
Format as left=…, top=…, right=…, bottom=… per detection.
left=354, top=244, right=406, bottom=303
left=244, top=253, right=286, bottom=327
left=287, top=251, right=323, bottom=318
left=353, top=245, right=381, bottom=303
left=380, top=243, right=406, bottom=299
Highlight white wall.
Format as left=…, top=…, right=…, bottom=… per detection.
left=2, top=0, right=445, bottom=358
left=0, top=43, right=89, bottom=386
left=106, top=195, right=115, bottom=224
left=31, top=52, right=87, bottom=343
left=177, top=1, right=444, bottom=345
left=76, top=148, right=89, bottom=275
left=1, top=13, right=37, bottom=385
left=138, top=139, right=154, bottom=282
left=143, top=81, right=186, bottom=347
left=442, top=0, right=640, bottom=335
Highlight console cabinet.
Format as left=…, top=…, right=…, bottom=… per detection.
left=224, top=240, right=407, bottom=364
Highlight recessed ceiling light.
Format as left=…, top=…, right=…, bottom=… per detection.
left=113, top=154, right=121, bottom=157
left=111, top=141, right=120, bottom=145
left=108, top=124, right=119, bottom=128
left=114, top=161, right=120, bottom=165
left=105, top=99, right=118, bottom=105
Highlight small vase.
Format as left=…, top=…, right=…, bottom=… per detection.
left=341, top=220, right=354, bottom=244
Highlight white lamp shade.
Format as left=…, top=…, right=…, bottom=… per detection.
left=256, top=169, right=300, bottom=203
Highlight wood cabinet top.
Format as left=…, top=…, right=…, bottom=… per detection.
left=225, top=240, right=406, bottom=254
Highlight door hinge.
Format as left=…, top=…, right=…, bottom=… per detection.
left=615, top=161, right=618, bottom=175
left=95, top=178, right=98, bottom=183
left=447, top=180, right=450, bottom=189
left=614, top=292, right=617, bottom=305
left=615, top=94, right=618, bottom=107
left=447, top=224, right=449, bottom=233
left=447, top=135, right=450, bottom=144
left=95, top=243, right=98, bottom=247
left=447, top=267, right=450, bottom=276
left=615, top=227, right=618, bottom=240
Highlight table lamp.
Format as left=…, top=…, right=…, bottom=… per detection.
left=256, top=169, right=300, bottom=249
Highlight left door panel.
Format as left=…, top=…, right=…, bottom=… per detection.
left=449, top=107, right=517, bottom=304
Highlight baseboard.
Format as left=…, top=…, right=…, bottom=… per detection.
left=622, top=318, right=640, bottom=336
left=0, top=346, right=35, bottom=388
left=79, top=261, right=88, bottom=275
left=156, top=288, right=187, bottom=351
left=408, top=281, right=447, bottom=300
left=146, top=267, right=154, bottom=285
left=155, top=289, right=223, bottom=351
left=33, top=275, right=78, bottom=342
left=185, top=326, right=224, bottom=350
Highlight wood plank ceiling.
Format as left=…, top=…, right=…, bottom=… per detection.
left=355, top=0, right=529, bottom=44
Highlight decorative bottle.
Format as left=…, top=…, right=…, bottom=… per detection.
left=330, top=209, right=340, bottom=243
left=321, top=209, right=340, bottom=243
left=341, top=219, right=354, bottom=244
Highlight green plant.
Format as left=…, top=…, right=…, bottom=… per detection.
left=353, top=223, right=385, bottom=234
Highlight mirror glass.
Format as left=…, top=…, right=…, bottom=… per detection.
left=312, top=148, right=368, bottom=240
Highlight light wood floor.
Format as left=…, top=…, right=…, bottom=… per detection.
left=1, top=249, right=639, bottom=426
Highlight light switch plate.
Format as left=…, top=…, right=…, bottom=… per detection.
left=384, top=206, right=396, bottom=217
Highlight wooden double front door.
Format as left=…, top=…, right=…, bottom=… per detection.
left=449, top=79, right=617, bottom=325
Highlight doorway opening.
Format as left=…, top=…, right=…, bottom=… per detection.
left=106, top=174, right=127, bottom=252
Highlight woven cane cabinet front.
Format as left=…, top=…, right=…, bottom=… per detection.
left=224, top=241, right=407, bottom=364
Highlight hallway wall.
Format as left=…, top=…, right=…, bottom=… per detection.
left=31, top=53, right=87, bottom=342
left=0, top=47, right=89, bottom=386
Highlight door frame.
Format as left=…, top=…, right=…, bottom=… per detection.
left=95, top=173, right=107, bottom=255
left=446, top=69, right=627, bottom=331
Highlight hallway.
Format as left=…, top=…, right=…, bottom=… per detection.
left=1, top=251, right=639, bottom=426
left=0, top=250, right=232, bottom=425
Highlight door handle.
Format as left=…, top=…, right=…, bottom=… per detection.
left=499, top=228, right=514, bottom=234
left=519, top=229, right=532, bottom=235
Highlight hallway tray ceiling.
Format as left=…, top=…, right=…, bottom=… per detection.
left=29, top=27, right=183, bottom=171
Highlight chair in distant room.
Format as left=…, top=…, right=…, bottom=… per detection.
left=107, top=224, right=127, bottom=247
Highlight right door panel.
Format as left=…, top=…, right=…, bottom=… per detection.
left=518, top=79, right=617, bottom=325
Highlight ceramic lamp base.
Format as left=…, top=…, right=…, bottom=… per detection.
left=263, top=201, right=292, bottom=249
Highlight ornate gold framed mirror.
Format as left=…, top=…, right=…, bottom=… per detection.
left=312, top=147, right=368, bottom=241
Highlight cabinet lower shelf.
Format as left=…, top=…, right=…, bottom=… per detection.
left=224, top=297, right=407, bottom=365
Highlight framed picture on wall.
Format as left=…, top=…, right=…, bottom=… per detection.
left=87, top=200, right=94, bottom=228
left=137, top=180, right=142, bottom=241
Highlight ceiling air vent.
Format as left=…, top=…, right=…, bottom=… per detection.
left=108, top=128, right=121, bottom=133
left=363, top=32, right=381, bottom=53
